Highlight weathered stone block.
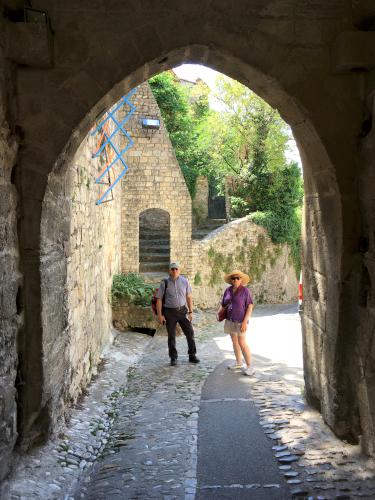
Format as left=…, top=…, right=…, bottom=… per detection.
left=112, top=299, right=181, bottom=336
left=5, top=22, right=52, bottom=68
left=0, top=256, right=19, bottom=320
left=331, top=31, right=375, bottom=72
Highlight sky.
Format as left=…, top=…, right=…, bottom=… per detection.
left=173, top=64, right=302, bottom=168
left=173, top=64, right=218, bottom=88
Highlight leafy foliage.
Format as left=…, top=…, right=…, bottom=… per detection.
left=149, top=72, right=209, bottom=196
left=111, top=273, right=154, bottom=307
left=251, top=206, right=302, bottom=273
left=149, top=71, right=303, bottom=273
left=198, top=76, right=303, bottom=273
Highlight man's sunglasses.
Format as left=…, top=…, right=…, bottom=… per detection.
left=170, top=268, right=179, bottom=271
left=231, top=276, right=241, bottom=280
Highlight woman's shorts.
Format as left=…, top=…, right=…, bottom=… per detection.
left=224, top=319, right=248, bottom=336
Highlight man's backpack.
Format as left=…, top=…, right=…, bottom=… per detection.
left=151, top=279, right=168, bottom=315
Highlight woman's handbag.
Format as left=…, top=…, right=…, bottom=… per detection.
left=218, top=291, right=233, bottom=322
left=218, top=306, right=228, bottom=322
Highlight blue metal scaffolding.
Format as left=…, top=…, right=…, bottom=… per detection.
left=91, top=88, right=137, bottom=205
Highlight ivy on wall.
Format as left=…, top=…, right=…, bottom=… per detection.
left=194, top=272, right=202, bottom=285
left=206, top=234, right=282, bottom=287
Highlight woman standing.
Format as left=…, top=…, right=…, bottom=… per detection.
left=217, top=270, right=254, bottom=376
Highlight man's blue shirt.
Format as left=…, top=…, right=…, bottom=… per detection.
left=156, top=276, right=192, bottom=308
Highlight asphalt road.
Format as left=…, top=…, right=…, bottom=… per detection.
left=196, top=304, right=301, bottom=499
left=196, top=362, right=291, bottom=499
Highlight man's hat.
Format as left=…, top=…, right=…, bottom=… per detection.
left=169, top=261, right=180, bottom=269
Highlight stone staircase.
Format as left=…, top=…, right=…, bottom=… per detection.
left=139, top=228, right=170, bottom=273
left=192, top=218, right=227, bottom=240
left=139, top=218, right=227, bottom=275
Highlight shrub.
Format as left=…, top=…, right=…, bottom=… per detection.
left=111, top=273, right=155, bottom=307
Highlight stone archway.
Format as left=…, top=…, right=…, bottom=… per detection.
left=6, top=2, right=373, bottom=463
left=139, top=209, right=170, bottom=274
left=32, top=47, right=344, bottom=454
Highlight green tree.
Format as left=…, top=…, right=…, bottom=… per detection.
left=149, top=72, right=209, bottom=195
left=198, top=76, right=289, bottom=184
left=197, top=75, right=303, bottom=271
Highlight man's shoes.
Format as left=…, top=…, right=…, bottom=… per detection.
left=189, top=355, right=200, bottom=364
left=170, top=359, right=177, bottom=366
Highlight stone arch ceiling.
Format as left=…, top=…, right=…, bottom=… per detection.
left=18, top=1, right=360, bottom=181
left=11, top=0, right=374, bottom=454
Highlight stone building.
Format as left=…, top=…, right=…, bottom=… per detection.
left=2, top=0, right=375, bottom=482
left=120, top=82, right=193, bottom=276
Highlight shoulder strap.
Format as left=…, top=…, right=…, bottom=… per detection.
left=162, top=278, right=168, bottom=304
left=223, top=287, right=233, bottom=306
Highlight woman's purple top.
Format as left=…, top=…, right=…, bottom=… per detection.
left=221, top=285, right=253, bottom=323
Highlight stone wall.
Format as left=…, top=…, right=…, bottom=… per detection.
left=40, top=125, right=121, bottom=428
left=191, top=218, right=298, bottom=308
left=120, top=83, right=192, bottom=275
left=0, top=39, right=19, bottom=480
left=192, top=176, right=208, bottom=225
left=354, top=86, right=375, bottom=455
left=66, top=133, right=121, bottom=401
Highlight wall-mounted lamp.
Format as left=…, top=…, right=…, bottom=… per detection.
left=141, top=118, right=160, bottom=130
left=24, top=7, right=48, bottom=24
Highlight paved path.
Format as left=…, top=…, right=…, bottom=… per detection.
left=6, top=306, right=375, bottom=499
left=75, top=338, right=204, bottom=499
left=197, top=361, right=291, bottom=499
left=74, top=344, right=291, bottom=499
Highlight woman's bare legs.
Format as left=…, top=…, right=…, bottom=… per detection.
left=238, top=335, right=251, bottom=367
left=230, top=334, right=243, bottom=365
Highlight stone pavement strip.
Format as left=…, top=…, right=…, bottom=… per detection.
left=5, top=307, right=375, bottom=499
left=196, top=361, right=291, bottom=499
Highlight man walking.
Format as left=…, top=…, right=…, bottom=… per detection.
left=156, top=262, right=200, bottom=366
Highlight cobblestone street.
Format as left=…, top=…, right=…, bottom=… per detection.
left=5, top=306, right=375, bottom=499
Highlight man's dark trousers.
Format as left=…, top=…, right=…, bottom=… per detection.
left=163, top=306, right=197, bottom=360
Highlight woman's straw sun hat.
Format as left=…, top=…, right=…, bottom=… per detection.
left=224, top=270, right=250, bottom=285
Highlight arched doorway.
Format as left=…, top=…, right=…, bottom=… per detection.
left=139, top=209, right=170, bottom=273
